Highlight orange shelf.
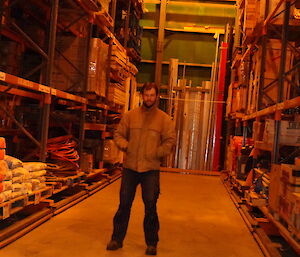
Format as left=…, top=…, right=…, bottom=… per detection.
left=84, top=123, right=106, bottom=131
left=243, top=96, right=300, bottom=121
left=0, top=71, right=87, bottom=104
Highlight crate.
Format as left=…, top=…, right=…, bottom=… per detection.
left=94, top=9, right=114, bottom=28
left=108, top=83, right=126, bottom=106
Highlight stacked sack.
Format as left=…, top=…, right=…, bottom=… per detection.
left=22, top=162, right=47, bottom=192
left=0, top=137, right=12, bottom=203
left=1, top=155, right=48, bottom=204
left=0, top=160, right=13, bottom=203
left=5, top=155, right=29, bottom=199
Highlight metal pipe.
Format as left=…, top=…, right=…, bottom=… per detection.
left=155, top=0, right=167, bottom=88
left=11, top=22, right=48, bottom=59
left=55, top=48, right=85, bottom=76
left=258, top=36, right=267, bottom=110
left=24, top=63, right=45, bottom=78
left=79, top=24, right=92, bottom=168
left=273, top=1, right=290, bottom=164
left=263, top=59, right=300, bottom=90
left=124, top=1, right=131, bottom=48
left=204, top=33, right=220, bottom=170
left=278, top=1, right=290, bottom=103
left=40, top=0, right=59, bottom=161
left=0, top=104, right=41, bottom=148
left=269, top=23, right=300, bottom=56
left=110, top=0, right=117, bottom=33
left=64, top=13, right=87, bottom=31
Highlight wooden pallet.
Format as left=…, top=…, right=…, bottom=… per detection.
left=126, top=47, right=141, bottom=62
left=46, top=172, right=86, bottom=194
left=245, top=190, right=267, bottom=207
left=94, top=9, right=114, bottom=28
left=28, top=186, right=53, bottom=205
left=0, top=195, right=28, bottom=220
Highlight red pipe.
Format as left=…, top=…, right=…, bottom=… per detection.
left=212, top=42, right=228, bottom=171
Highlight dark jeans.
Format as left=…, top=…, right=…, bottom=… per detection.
left=112, top=168, right=160, bottom=246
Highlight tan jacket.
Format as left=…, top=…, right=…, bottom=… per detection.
left=114, top=105, right=176, bottom=172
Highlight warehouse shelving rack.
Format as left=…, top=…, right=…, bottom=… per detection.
left=0, top=0, right=143, bottom=247
left=226, top=0, right=300, bottom=255
left=0, top=0, right=141, bottom=165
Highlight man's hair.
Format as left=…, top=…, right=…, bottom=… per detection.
left=141, top=82, right=159, bottom=95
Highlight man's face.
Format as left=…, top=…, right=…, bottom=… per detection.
left=142, top=88, right=157, bottom=108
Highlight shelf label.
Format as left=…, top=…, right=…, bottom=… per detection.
left=51, top=89, right=57, bottom=96
left=0, top=72, right=6, bottom=81
left=18, top=78, right=33, bottom=88
left=3, top=204, right=10, bottom=219
left=34, top=192, right=41, bottom=205
left=39, top=85, right=50, bottom=94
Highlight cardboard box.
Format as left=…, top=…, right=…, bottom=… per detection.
left=263, top=119, right=300, bottom=146
left=52, top=36, right=87, bottom=92
left=281, top=164, right=300, bottom=188
left=290, top=193, right=300, bottom=232
left=87, top=38, right=108, bottom=97
left=268, top=164, right=281, bottom=213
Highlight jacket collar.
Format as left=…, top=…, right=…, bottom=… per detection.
left=141, top=104, right=157, bottom=113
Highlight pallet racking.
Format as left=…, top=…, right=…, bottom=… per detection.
left=226, top=0, right=300, bottom=254
left=0, top=0, right=143, bottom=246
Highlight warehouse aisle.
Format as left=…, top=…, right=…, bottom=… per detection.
left=0, top=173, right=263, bottom=257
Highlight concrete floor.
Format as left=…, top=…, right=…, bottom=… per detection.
left=0, top=173, right=264, bottom=257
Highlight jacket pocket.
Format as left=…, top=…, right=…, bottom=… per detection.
left=145, top=128, right=160, bottom=160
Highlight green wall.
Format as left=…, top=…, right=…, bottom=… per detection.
left=137, top=1, right=236, bottom=87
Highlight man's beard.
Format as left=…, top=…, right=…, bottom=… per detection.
left=143, top=101, right=156, bottom=108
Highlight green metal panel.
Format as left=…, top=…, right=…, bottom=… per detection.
left=166, top=3, right=236, bottom=17
left=141, top=30, right=157, bottom=60
left=141, top=3, right=159, bottom=27
left=137, top=63, right=211, bottom=87
left=161, top=65, right=211, bottom=86
left=137, top=2, right=234, bottom=87
left=179, top=66, right=212, bottom=86
left=140, top=3, right=236, bottom=28
left=163, top=32, right=216, bottom=64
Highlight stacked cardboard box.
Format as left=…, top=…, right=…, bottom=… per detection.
left=88, top=38, right=109, bottom=97
left=247, top=39, right=294, bottom=114
left=108, top=83, right=126, bottom=106
left=263, top=119, right=300, bottom=146
left=52, top=36, right=109, bottom=97
left=277, top=164, right=300, bottom=228
left=52, top=36, right=87, bottom=92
